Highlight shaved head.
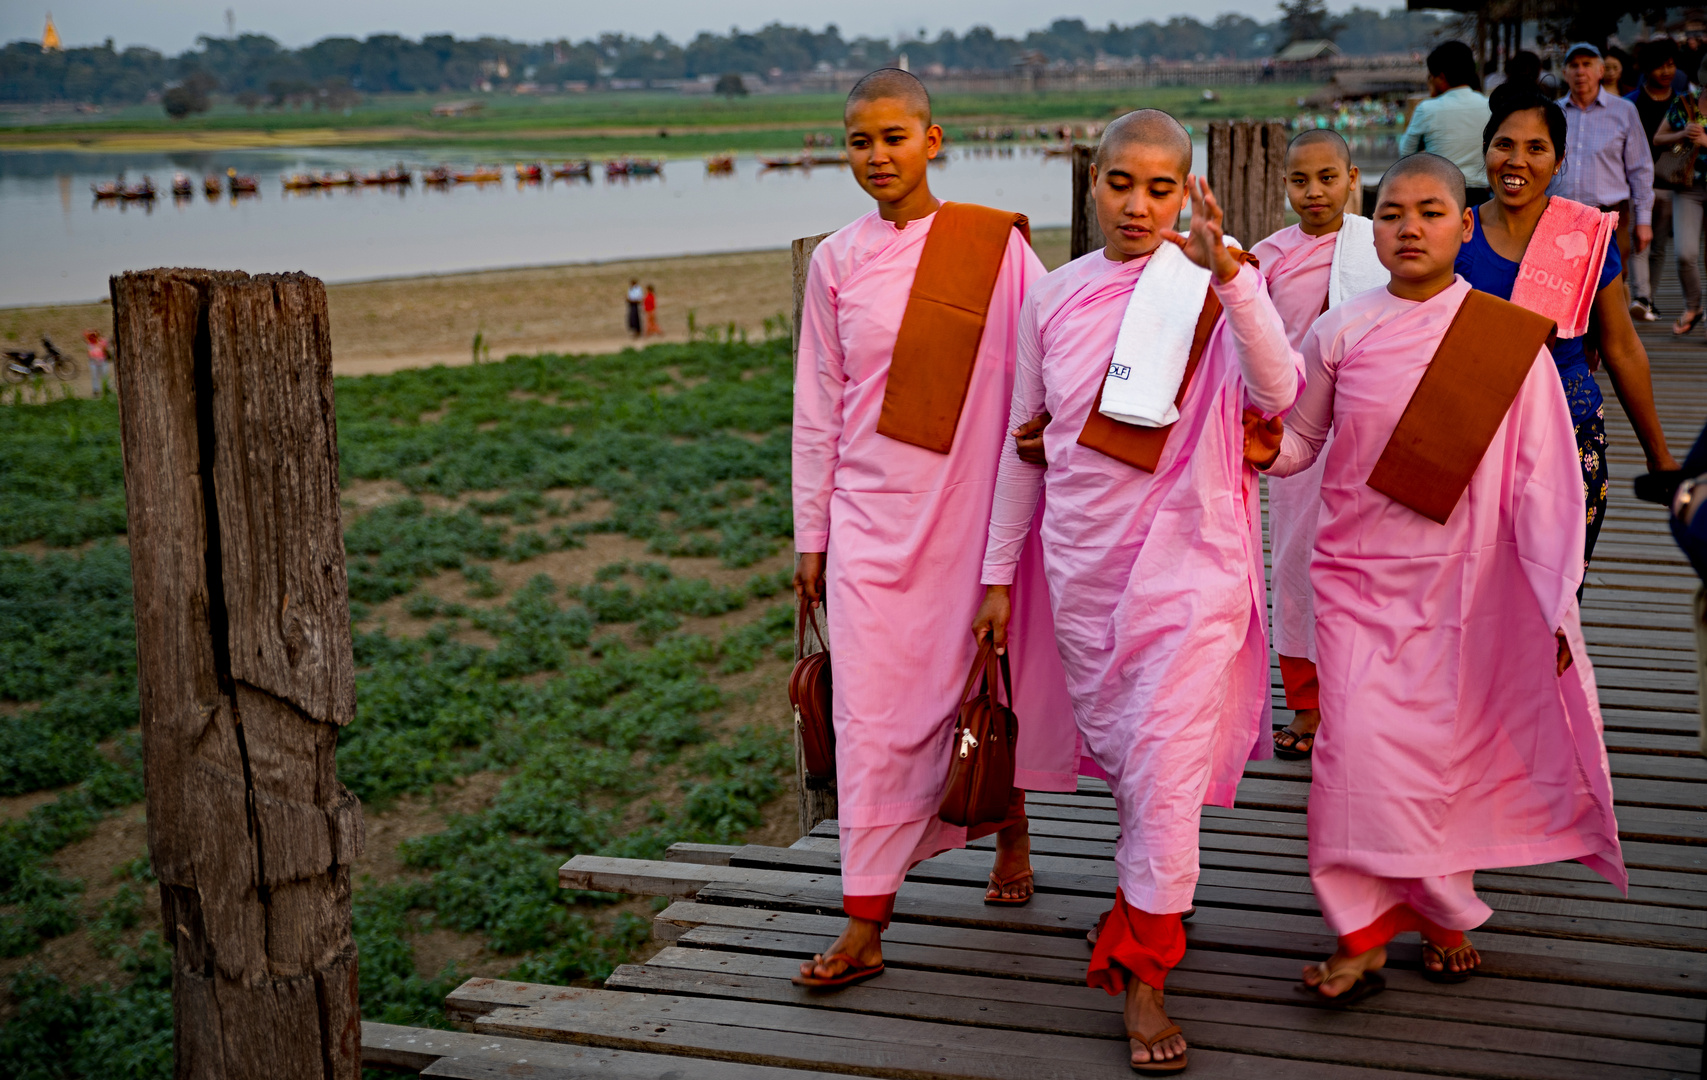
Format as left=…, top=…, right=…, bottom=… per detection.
left=1095, top=109, right=1192, bottom=174
left=1376, top=152, right=1467, bottom=211
left=845, top=67, right=932, bottom=125
left=1287, top=128, right=1351, bottom=166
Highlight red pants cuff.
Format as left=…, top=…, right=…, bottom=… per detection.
left=1339, top=903, right=1465, bottom=956
left=1279, top=655, right=1319, bottom=712
left=1086, top=888, right=1186, bottom=994
left=842, top=893, right=896, bottom=928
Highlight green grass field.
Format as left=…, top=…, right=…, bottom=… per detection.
left=0, top=326, right=805, bottom=1076
left=1, top=84, right=1333, bottom=154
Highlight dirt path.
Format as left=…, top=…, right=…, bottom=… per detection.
left=3, top=228, right=1070, bottom=387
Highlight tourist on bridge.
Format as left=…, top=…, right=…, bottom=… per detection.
left=791, top=69, right=1079, bottom=994
left=1250, top=129, right=1387, bottom=763
left=1458, top=90, right=1676, bottom=573
left=1252, top=152, right=1627, bottom=1001
left=975, top=110, right=1300, bottom=1072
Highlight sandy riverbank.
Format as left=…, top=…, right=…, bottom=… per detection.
left=3, top=227, right=1071, bottom=387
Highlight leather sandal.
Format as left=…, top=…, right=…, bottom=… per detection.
left=1272, top=726, right=1314, bottom=759
left=984, top=868, right=1035, bottom=906
left=1298, top=962, right=1386, bottom=1006
left=792, top=953, right=884, bottom=990
left=1422, top=939, right=1478, bottom=983
left=1128, top=1024, right=1188, bottom=1074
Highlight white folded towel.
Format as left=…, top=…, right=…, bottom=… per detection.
left=1099, top=239, right=1213, bottom=428
left=1328, top=214, right=1386, bottom=308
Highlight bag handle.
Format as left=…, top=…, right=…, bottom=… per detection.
left=959, top=638, right=1015, bottom=708
left=797, top=595, right=827, bottom=656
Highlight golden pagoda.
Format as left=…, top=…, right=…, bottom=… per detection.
left=42, top=13, right=61, bottom=52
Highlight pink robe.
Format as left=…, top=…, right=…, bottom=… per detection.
left=982, top=251, right=1301, bottom=914
left=792, top=208, right=1079, bottom=900
left=1268, top=277, right=1626, bottom=935
left=1250, top=225, right=1337, bottom=663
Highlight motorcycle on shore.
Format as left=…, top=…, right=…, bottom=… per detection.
left=3, top=337, right=78, bottom=384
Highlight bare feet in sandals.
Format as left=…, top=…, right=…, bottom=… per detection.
left=986, top=817, right=1034, bottom=903
left=1302, top=944, right=1386, bottom=1002
left=795, top=916, right=884, bottom=988
left=1273, top=707, right=1320, bottom=758
left=1126, top=981, right=1188, bottom=1072
left=1422, top=937, right=1480, bottom=982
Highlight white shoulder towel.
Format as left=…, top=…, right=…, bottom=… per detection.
left=1098, top=238, right=1213, bottom=428
left=1327, top=214, right=1386, bottom=308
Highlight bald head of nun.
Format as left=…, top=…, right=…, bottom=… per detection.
left=1287, top=128, right=1352, bottom=167
left=1375, top=152, right=1468, bottom=212
left=845, top=68, right=932, bottom=126
left=1095, top=109, right=1193, bottom=176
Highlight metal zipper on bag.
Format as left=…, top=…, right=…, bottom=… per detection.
left=959, top=729, right=978, bottom=759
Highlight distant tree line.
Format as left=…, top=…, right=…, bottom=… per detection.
left=0, top=8, right=1452, bottom=107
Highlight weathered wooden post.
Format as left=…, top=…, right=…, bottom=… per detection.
left=113, top=269, right=363, bottom=1080
left=790, top=234, right=838, bottom=837
left=1207, top=120, right=1288, bottom=248
left=1070, top=144, right=1101, bottom=260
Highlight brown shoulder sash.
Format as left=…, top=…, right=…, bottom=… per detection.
left=876, top=203, right=1030, bottom=454
left=1365, top=289, right=1557, bottom=525
left=1073, top=248, right=1258, bottom=473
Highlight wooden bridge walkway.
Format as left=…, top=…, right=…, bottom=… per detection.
left=362, top=296, right=1706, bottom=1077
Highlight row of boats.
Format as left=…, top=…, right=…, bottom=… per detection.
left=92, top=168, right=258, bottom=200
left=757, top=152, right=850, bottom=169
left=279, top=159, right=667, bottom=189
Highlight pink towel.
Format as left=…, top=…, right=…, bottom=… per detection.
left=1509, top=197, right=1617, bottom=339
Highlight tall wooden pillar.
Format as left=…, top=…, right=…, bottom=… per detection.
left=1070, top=144, right=1102, bottom=260
left=1206, top=120, right=1288, bottom=249
left=112, top=269, right=363, bottom=1080
left=790, top=235, right=838, bottom=838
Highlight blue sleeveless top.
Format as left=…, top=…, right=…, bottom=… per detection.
left=1454, top=206, right=1617, bottom=425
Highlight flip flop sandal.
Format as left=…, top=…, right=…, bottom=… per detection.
left=984, top=868, right=1035, bottom=906
left=1674, top=310, right=1704, bottom=336
left=1422, top=939, right=1478, bottom=984
left=791, top=953, right=884, bottom=990
left=1297, top=966, right=1386, bottom=1007
left=1272, top=727, right=1314, bottom=760
left=1128, top=1025, right=1188, bottom=1074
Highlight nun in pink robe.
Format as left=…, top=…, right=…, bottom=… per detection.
left=981, top=248, right=1300, bottom=991
left=792, top=207, right=1080, bottom=922
left=1266, top=276, right=1625, bottom=957
left=1251, top=224, right=1338, bottom=715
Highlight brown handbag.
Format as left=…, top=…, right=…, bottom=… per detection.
left=789, top=597, right=835, bottom=785
left=938, top=641, right=1019, bottom=829
left=1656, top=95, right=1700, bottom=191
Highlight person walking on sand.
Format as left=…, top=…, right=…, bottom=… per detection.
left=626, top=278, right=643, bottom=338
left=83, top=330, right=110, bottom=395
left=643, top=284, right=662, bottom=337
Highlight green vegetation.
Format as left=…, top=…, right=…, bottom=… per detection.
left=0, top=327, right=801, bottom=1074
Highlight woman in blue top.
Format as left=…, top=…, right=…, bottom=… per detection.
left=1455, top=89, right=1678, bottom=568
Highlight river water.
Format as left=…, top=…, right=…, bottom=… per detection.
left=0, top=138, right=1399, bottom=307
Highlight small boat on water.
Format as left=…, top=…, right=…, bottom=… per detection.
left=452, top=166, right=504, bottom=183
left=203, top=175, right=224, bottom=196
left=359, top=167, right=411, bottom=186
left=759, top=155, right=809, bottom=169
left=514, top=162, right=544, bottom=182
left=171, top=173, right=195, bottom=197
left=227, top=169, right=258, bottom=192
left=628, top=160, right=662, bottom=176
left=808, top=152, right=849, bottom=166
left=1041, top=144, right=1076, bottom=157
left=704, top=154, right=734, bottom=174
left=551, top=160, right=591, bottom=180
left=322, top=171, right=358, bottom=187
left=421, top=166, right=453, bottom=185
left=91, top=181, right=123, bottom=199
left=282, top=173, right=324, bottom=191
left=120, top=178, right=156, bottom=200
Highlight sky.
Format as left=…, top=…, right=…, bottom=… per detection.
left=8, top=0, right=1372, bottom=55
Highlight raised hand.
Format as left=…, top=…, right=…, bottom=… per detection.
left=1162, top=175, right=1242, bottom=283
left=1012, top=411, right=1051, bottom=465
left=1241, top=408, right=1283, bottom=470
